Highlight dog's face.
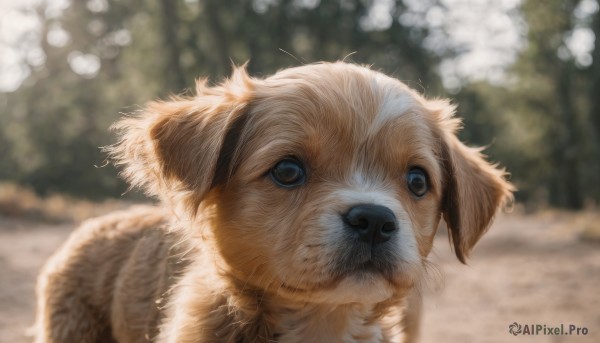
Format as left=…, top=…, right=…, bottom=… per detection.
left=112, top=62, right=513, bottom=305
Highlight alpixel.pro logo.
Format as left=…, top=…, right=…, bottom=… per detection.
left=509, top=322, right=589, bottom=336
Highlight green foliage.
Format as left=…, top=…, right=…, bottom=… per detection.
left=456, top=0, right=600, bottom=209
left=0, top=0, right=443, bottom=199
left=1, top=0, right=599, bottom=208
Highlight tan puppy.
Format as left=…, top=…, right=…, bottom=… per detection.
left=34, top=62, right=513, bottom=343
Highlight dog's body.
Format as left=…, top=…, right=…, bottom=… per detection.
left=35, top=62, right=513, bottom=343
left=36, top=207, right=173, bottom=343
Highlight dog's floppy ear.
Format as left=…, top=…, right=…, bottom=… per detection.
left=108, top=66, right=254, bottom=214
left=428, top=100, right=514, bottom=264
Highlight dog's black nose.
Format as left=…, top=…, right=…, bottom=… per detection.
left=343, top=204, right=397, bottom=245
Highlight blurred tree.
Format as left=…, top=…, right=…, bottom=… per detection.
left=0, top=0, right=443, bottom=199
left=516, top=0, right=585, bottom=208
left=2, top=0, right=599, bottom=208
left=457, top=0, right=599, bottom=209
left=587, top=3, right=600, bottom=200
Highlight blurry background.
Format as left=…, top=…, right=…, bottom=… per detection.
left=1, top=1, right=599, bottom=343
left=1, top=0, right=599, bottom=209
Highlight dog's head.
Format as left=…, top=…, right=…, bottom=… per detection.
left=110, top=62, right=513, bottom=304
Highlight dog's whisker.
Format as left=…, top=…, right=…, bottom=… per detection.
left=421, top=259, right=445, bottom=293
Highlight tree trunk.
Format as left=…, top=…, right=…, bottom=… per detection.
left=204, top=0, right=231, bottom=77
left=555, top=63, right=583, bottom=209
left=588, top=9, right=600, bottom=200
left=159, top=0, right=187, bottom=92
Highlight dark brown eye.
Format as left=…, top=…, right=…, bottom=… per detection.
left=270, top=158, right=306, bottom=188
left=407, top=167, right=428, bottom=197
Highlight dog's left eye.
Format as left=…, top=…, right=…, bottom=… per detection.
left=270, top=158, right=306, bottom=188
left=407, top=167, right=428, bottom=197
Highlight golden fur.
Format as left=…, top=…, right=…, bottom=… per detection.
left=34, top=62, right=513, bottom=343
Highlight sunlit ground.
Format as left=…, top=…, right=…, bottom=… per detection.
left=0, top=185, right=598, bottom=343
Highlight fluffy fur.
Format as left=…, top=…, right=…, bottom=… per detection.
left=34, top=62, right=513, bottom=343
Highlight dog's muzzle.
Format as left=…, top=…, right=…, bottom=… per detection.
left=333, top=204, right=400, bottom=278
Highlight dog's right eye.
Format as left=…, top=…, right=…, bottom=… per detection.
left=270, top=158, right=306, bottom=188
left=407, top=167, right=428, bottom=197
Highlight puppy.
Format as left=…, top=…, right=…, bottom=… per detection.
left=34, top=62, right=513, bottom=343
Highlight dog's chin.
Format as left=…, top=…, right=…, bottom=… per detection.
left=326, top=271, right=398, bottom=304
left=275, top=267, right=415, bottom=305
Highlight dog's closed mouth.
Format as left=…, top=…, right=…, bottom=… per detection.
left=336, top=247, right=397, bottom=279
left=352, top=260, right=382, bottom=274
left=340, top=260, right=400, bottom=288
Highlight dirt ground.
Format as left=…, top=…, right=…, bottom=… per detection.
left=0, top=210, right=598, bottom=343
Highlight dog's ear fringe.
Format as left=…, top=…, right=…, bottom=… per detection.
left=426, top=98, right=515, bottom=264
left=445, top=144, right=515, bottom=264
left=424, top=98, right=462, bottom=134
left=105, top=64, right=255, bottom=215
